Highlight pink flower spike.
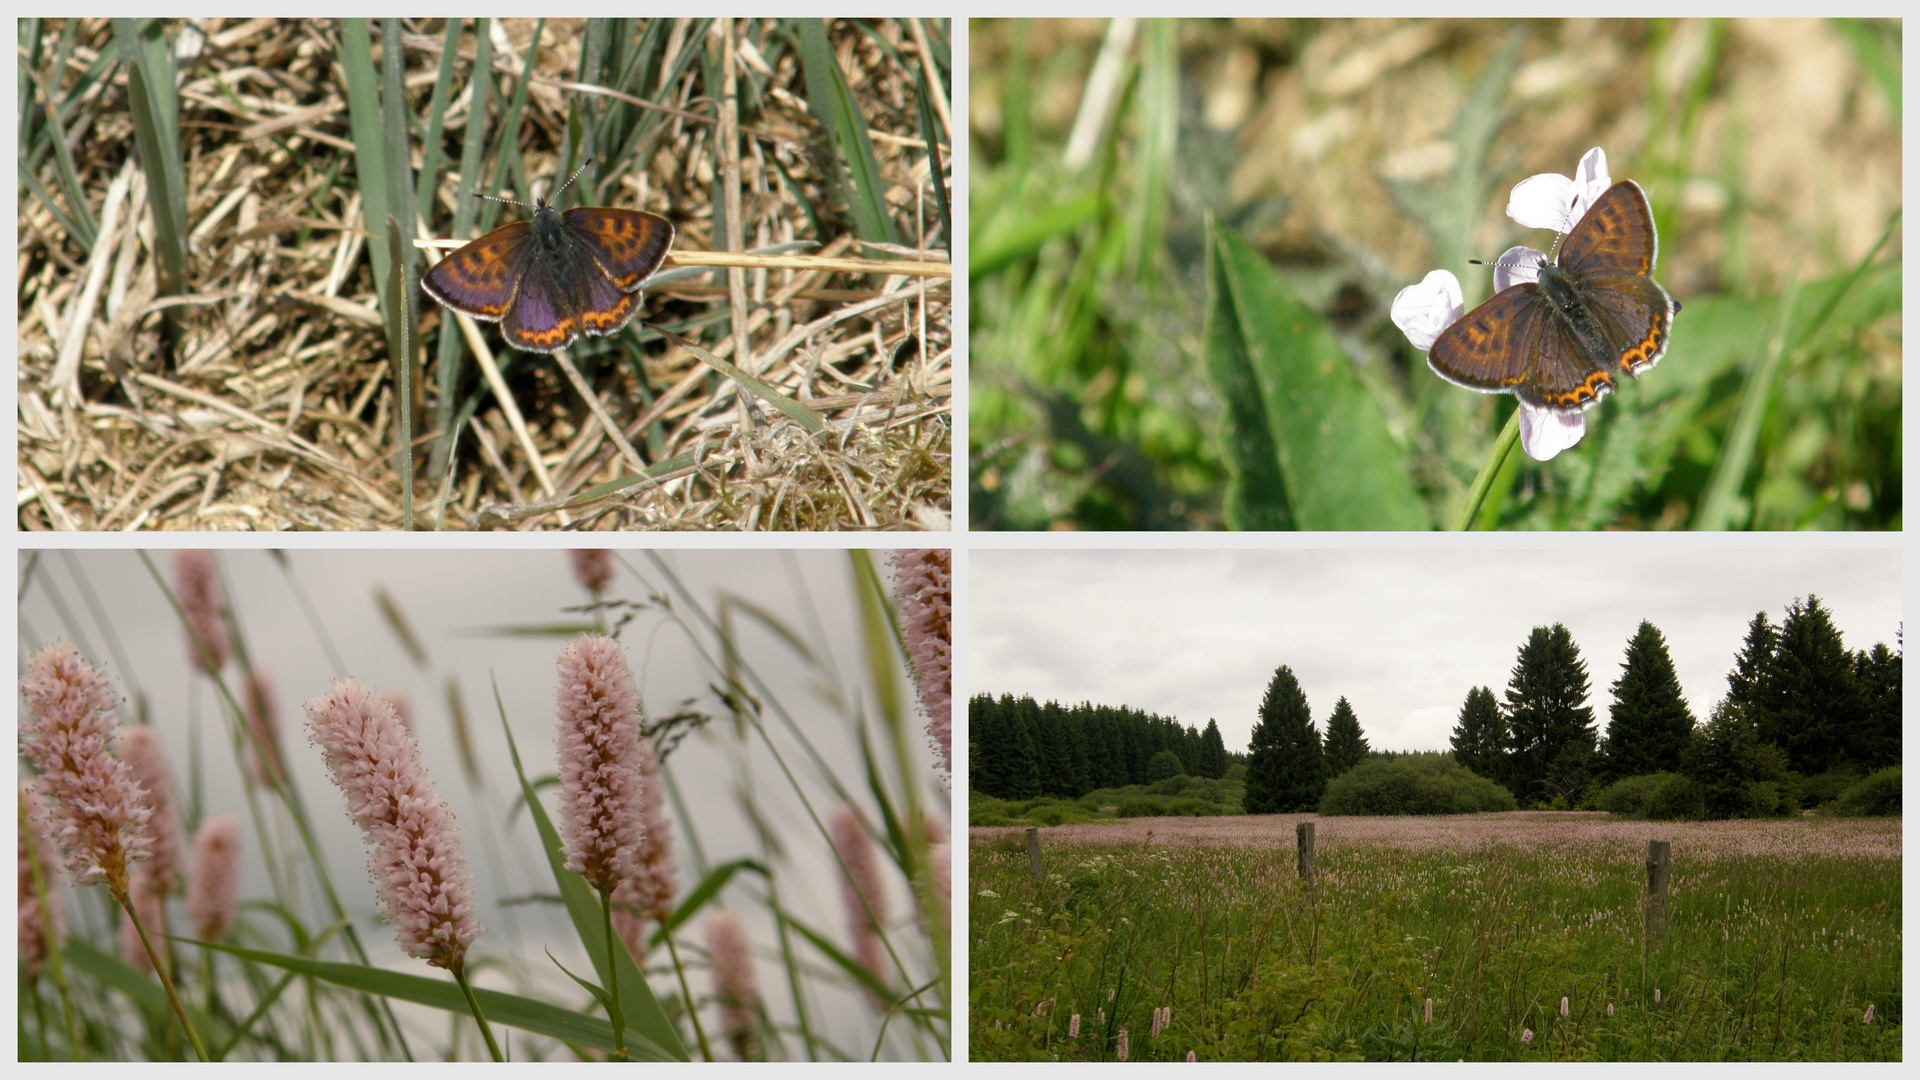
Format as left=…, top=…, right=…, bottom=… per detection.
left=830, top=804, right=888, bottom=992
left=571, top=549, right=615, bottom=593
left=1521, top=1028, right=1533, bottom=1045
left=243, top=672, right=286, bottom=788
left=118, top=727, right=184, bottom=897
left=174, top=550, right=230, bottom=674
left=610, top=731, right=676, bottom=961
left=1069, top=1013, right=1080, bottom=1039
left=1518, top=402, right=1587, bottom=462
left=707, top=909, right=758, bottom=1059
left=1507, top=147, right=1611, bottom=234
left=19, top=642, right=152, bottom=898
left=1560, top=996, right=1570, bottom=1018
left=1424, top=997, right=1433, bottom=1025
left=1654, top=988, right=1661, bottom=1004
left=306, top=679, right=481, bottom=970
left=1187, top=1051, right=1197, bottom=1063
left=554, top=635, right=647, bottom=896
left=889, top=549, right=952, bottom=782
left=1390, top=269, right=1465, bottom=352
left=18, top=784, right=66, bottom=979
left=1863, top=1003, right=1874, bottom=1024
left=186, top=816, right=241, bottom=943
left=1117, top=1027, right=1129, bottom=1062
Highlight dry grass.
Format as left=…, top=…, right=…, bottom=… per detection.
left=18, top=18, right=952, bottom=530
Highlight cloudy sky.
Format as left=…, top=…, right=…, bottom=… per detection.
left=19, top=548, right=943, bottom=1055
left=969, top=547, right=1901, bottom=755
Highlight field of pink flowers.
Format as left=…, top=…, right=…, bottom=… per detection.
left=970, top=813, right=1899, bottom=1062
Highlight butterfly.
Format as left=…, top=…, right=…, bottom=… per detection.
left=1427, top=180, right=1676, bottom=413
left=422, top=164, right=674, bottom=354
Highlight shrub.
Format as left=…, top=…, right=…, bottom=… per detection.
left=1801, top=766, right=1864, bottom=808
left=1147, top=751, right=1185, bottom=783
left=1317, top=753, right=1517, bottom=816
left=1148, top=773, right=1194, bottom=796
left=1642, top=773, right=1706, bottom=820
left=1594, top=773, right=1673, bottom=817
left=1832, top=767, right=1901, bottom=817
left=1225, top=763, right=1247, bottom=783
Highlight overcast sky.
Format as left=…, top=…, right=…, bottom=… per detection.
left=18, top=548, right=942, bottom=1055
left=970, top=548, right=1901, bottom=755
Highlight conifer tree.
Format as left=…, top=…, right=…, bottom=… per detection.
left=1763, top=596, right=1859, bottom=776
left=1502, top=624, right=1598, bottom=806
left=1600, top=621, right=1695, bottom=781
left=1853, top=639, right=1902, bottom=770
left=1199, top=719, right=1229, bottom=779
left=1449, top=686, right=1504, bottom=780
left=1321, top=696, right=1370, bottom=777
left=1243, top=666, right=1326, bottom=813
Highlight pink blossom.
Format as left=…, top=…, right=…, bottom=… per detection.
left=118, top=727, right=183, bottom=896
left=1521, top=1028, right=1533, bottom=1045
left=1070, top=1013, right=1081, bottom=1039
left=306, top=679, right=480, bottom=970
left=1561, top=996, right=1569, bottom=1018
left=174, top=550, right=229, bottom=674
left=571, top=549, right=615, bottom=593
left=18, top=784, right=66, bottom=979
left=1187, top=1051, right=1197, bottom=1062
left=1608, top=1002, right=1615, bottom=1017
left=19, top=643, right=152, bottom=897
left=186, top=816, right=241, bottom=942
left=243, top=671, right=285, bottom=787
left=1863, top=1003, right=1874, bottom=1024
left=554, top=636, right=646, bottom=895
left=830, top=804, right=887, bottom=991
left=888, top=550, right=951, bottom=782
left=707, top=909, right=758, bottom=1060
left=1654, top=988, right=1661, bottom=1004
left=611, top=732, right=676, bottom=961
left=1424, top=997, right=1433, bottom=1025
left=119, top=878, right=166, bottom=973
left=1117, top=1027, right=1129, bottom=1061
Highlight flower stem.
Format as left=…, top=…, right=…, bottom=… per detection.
left=451, top=960, right=505, bottom=1062
left=121, top=891, right=209, bottom=1061
left=602, top=890, right=628, bottom=1061
left=1451, top=410, right=1521, bottom=530
left=663, top=927, right=715, bottom=1061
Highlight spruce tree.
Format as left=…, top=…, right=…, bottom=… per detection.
left=1321, top=696, right=1370, bottom=777
left=1200, top=719, right=1229, bottom=779
left=999, top=695, right=1043, bottom=799
left=1502, top=624, right=1598, bottom=806
left=1853, top=640, right=1902, bottom=770
left=1243, top=665, right=1326, bottom=813
left=1725, top=611, right=1778, bottom=719
left=1449, top=686, right=1505, bottom=780
left=1763, top=596, right=1859, bottom=776
left=1601, top=621, right=1696, bottom=781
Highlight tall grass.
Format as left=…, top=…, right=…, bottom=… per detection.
left=970, top=815, right=1899, bottom=1060
left=17, top=549, right=949, bottom=1061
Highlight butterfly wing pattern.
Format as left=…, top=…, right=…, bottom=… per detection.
left=421, top=221, right=532, bottom=322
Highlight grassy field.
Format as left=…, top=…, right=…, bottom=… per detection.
left=970, top=813, right=1900, bottom=1061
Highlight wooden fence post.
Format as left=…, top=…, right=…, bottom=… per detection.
left=1026, top=827, right=1043, bottom=881
left=1297, top=821, right=1315, bottom=885
left=1645, top=840, right=1670, bottom=942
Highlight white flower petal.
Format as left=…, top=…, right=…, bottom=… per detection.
left=1493, top=246, right=1548, bottom=292
left=1507, top=173, right=1578, bottom=233
left=1518, top=403, right=1586, bottom=461
left=1390, top=269, right=1464, bottom=352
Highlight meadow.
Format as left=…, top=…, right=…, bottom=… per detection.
left=970, top=813, right=1900, bottom=1061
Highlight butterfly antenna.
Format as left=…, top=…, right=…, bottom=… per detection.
left=552, top=155, right=595, bottom=206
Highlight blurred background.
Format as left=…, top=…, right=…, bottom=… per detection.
left=18, top=548, right=948, bottom=1060
left=969, top=19, right=1900, bottom=530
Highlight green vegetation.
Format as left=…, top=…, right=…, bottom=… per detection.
left=970, top=775, right=1245, bottom=828
left=1318, top=753, right=1517, bottom=816
left=1832, top=768, right=1901, bottom=817
left=971, top=821, right=1902, bottom=1060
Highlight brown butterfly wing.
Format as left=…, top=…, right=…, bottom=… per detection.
left=1428, top=285, right=1543, bottom=394
left=563, top=208, right=675, bottom=292
left=422, top=221, right=532, bottom=321
left=500, top=260, right=582, bottom=353
left=1558, top=181, right=1658, bottom=281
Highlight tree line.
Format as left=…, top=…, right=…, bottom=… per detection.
left=969, top=695, right=1237, bottom=800
left=1242, top=594, right=1899, bottom=814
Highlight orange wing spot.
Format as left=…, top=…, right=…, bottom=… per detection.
left=1619, top=316, right=1668, bottom=375
left=577, top=292, right=639, bottom=334
left=1541, top=371, right=1615, bottom=410
left=509, top=318, right=579, bottom=351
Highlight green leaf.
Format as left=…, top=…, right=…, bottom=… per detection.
left=191, top=939, right=646, bottom=1056
left=649, top=326, right=826, bottom=434
left=1205, top=225, right=1432, bottom=530
left=494, top=678, right=692, bottom=1060
left=793, top=18, right=899, bottom=245
left=650, top=858, right=768, bottom=944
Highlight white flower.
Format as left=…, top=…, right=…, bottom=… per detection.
left=1507, top=147, right=1610, bottom=235
left=1519, top=403, right=1586, bottom=461
left=1389, top=270, right=1464, bottom=352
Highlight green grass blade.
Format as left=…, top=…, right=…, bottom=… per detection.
left=479, top=18, right=545, bottom=229
left=793, top=19, right=900, bottom=245
left=429, top=18, right=494, bottom=481
left=648, top=858, right=768, bottom=945
left=111, top=19, right=188, bottom=298
left=1202, top=216, right=1292, bottom=529
left=914, top=56, right=951, bottom=249
left=191, top=939, right=653, bottom=1056
left=969, top=192, right=1102, bottom=279
left=413, top=20, right=463, bottom=231
left=339, top=19, right=391, bottom=297
left=1207, top=226, right=1432, bottom=530
left=650, top=326, right=826, bottom=434
left=783, top=913, right=895, bottom=1005
left=493, top=677, right=692, bottom=1061
left=385, top=215, right=414, bottom=530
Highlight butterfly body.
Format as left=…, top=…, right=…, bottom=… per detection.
left=1428, top=180, right=1675, bottom=413
left=424, top=198, right=674, bottom=354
